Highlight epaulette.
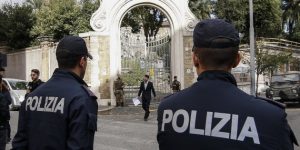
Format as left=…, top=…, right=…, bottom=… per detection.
left=256, top=96, right=286, bottom=109
left=81, top=85, right=97, bottom=99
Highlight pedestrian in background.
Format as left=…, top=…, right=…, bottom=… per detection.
left=12, top=36, right=98, bottom=150
left=171, top=76, right=181, bottom=93
left=26, top=69, right=44, bottom=94
left=113, top=74, right=125, bottom=107
left=138, top=75, right=156, bottom=121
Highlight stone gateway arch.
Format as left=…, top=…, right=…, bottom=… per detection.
left=80, top=0, right=198, bottom=106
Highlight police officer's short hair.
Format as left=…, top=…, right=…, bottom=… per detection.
left=56, top=36, right=92, bottom=69
left=193, top=19, right=240, bottom=69
left=145, top=75, right=149, bottom=79
left=56, top=52, right=84, bottom=69
left=31, top=69, right=40, bottom=76
left=193, top=46, right=239, bottom=69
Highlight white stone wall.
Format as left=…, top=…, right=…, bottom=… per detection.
left=5, top=43, right=58, bottom=82
left=6, top=47, right=44, bottom=81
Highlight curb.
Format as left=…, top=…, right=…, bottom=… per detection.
left=97, top=105, right=158, bottom=115
left=98, top=107, right=114, bottom=115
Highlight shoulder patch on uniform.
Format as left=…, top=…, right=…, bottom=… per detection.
left=81, top=85, right=97, bottom=99
left=256, top=96, right=286, bottom=109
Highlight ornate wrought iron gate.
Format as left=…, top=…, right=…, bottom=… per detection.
left=120, top=27, right=172, bottom=101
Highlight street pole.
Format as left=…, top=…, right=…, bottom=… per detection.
left=249, top=0, right=256, bottom=96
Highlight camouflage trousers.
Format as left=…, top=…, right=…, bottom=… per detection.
left=114, top=90, right=124, bottom=106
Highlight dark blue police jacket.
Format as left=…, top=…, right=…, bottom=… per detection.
left=12, top=68, right=98, bottom=150
left=157, top=70, right=298, bottom=150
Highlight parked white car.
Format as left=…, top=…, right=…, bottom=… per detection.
left=2, top=78, right=28, bottom=110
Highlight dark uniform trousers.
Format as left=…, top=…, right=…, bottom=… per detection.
left=0, top=93, right=9, bottom=150
left=138, top=81, right=156, bottom=119
left=12, top=69, right=98, bottom=150
left=0, top=128, right=6, bottom=150
left=157, top=71, right=298, bottom=150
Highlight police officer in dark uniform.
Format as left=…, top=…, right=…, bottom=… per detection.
left=0, top=76, right=9, bottom=150
left=12, top=36, right=98, bottom=150
left=26, top=69, right=44, bottom=94
left=171, top=76, right=181, bottom=93
left=0, top=94, right=8, bottom=150
left=157, top=19, right=298, bottom=149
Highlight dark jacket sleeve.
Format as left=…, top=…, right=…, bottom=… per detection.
left=280, top=112, right=298, bottom=149
left=0, top=95, right=9, bottom=122
left=151, top=82, right=156, bottom=97
left=157, top=103, right=165, bottom=147
left=138, top=82, right=143, bottom=97
left=12, top=100, right=28, bottom=150
left=67, top=96, right=98, bottom=150
left=4, top=91, right=12, bottom=105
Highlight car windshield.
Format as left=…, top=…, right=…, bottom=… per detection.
left=271, top=75, right=284, bottom=83
left=271, top=74, right=299, bottom=85
left=7, top=80, right=27, bottom=90
left=283, top=74, right=300, bottom=81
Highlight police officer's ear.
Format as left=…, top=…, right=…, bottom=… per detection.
left=232, top=52, right=241, bottom=68
left=79, top=56, right=87, bottom=68
left=192, top=52, right=200, bottom=67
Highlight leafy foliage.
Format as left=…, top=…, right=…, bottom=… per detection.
left=0, top=4, right=35, bottom=49
left=0, top=10, right=7, bottom=42
left=214, top=0, right=282, bottom=43
left=188, top=0, right=212, bottom=20
left=26, top=0, right=43, bottom=10
left=256, top=48, right=292, bottom=76
left=255, top=41, right=292, bottom=94
left=282, top=0, right=300, bottom=41
left=121, top=60, right=145, bottom=86
left=31, top=0, right=99, bottom=41
left=121, top=6, right=166, bottom=41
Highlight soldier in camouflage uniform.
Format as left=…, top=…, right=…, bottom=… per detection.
left=113, top=75, right=125, bottom=107
left=171, top=76, right=181, bottom=93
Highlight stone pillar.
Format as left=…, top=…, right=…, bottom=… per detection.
left=98, top=36, right=111, bottom=105
left=40, top=41, right=50, bottom=81
left=183, top=36, right=195, bottom=87
left=80, top=32, right=112, bottom=106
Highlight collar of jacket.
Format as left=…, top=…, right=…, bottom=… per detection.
left=53, top=68, right=88, bottom=86
left=197, top=70, right=237, bottom=86
left=32, top=79, right=42, bottom=83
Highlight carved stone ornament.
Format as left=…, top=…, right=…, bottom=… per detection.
left=90, top=6, right=107, bottom=32
left=185, top=12, right=198, bottom=32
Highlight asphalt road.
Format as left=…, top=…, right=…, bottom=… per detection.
left=286, top=103, right=300, bottom=150
left=6, top=105, right=300, bottom=150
